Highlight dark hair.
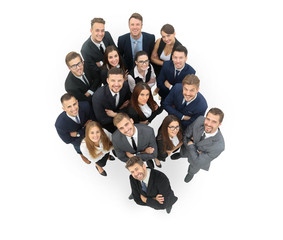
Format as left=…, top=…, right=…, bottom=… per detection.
left=65, top=52, right=82, bottom=66
left=91, top=17, right=105, bottom=28
left=207, top=108, right=224, bottom=123
left=130, top=82, right=157, bottom=119
left=160, top=24, right=175, bottom=34
left=113, top=112, right=131, bottom=127
left=172, top=45, right=188, bottom=57
left=107, top=67, right=125, bottom=78
left=125, top=156, right=144, bottom=169
left=182, top=74, right=200, bottom=89
left=134, top=50, right=148, bottom=62
left=60, top=93, right=75, bottom=104
left=102, top=45, right=125, bottom=71
left=157, top=115, right=182, bottom=151
left=129, top=13, right=143, bottom=23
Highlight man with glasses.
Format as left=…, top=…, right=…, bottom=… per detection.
left=65, top=51, right=101, bottom=104
left=157, top=45, right=196, bottom=103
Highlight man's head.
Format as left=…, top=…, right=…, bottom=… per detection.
left=182, top=74, right=200, bottom=102
left=128, top=13, right=143, bottom=39
left=65, top=52, right=84, bottom=77
left=204, top=108, right=224, bottom=134
left=107, top=67, right=125, bottom=93
left=172, top=45, right=188, bottom=70
left=126, top=156, right=147, bottom=181
left=60, top=93, right=79, bottom=117
left=90, top=17, right=105, bottom=43
left=113, top=113, right=135, bottom=137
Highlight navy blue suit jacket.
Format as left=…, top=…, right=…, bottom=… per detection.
left=118, top=32, right=155, bottom=71
left=163, top=83, right=207, bottom=128
left=157, top=61, right=196, bottom=100
left=55, top=101, right=95, bottom=147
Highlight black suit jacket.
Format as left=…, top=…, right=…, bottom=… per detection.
left=118, top=32, right=155, bottom=71
left=81, top=32, right=116, bottom=75
left=130, top=168, right=178, bottom=210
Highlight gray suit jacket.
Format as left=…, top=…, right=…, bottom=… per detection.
left=180, top=116, right=225, bottom=171
left=112, top=123, right=158, bottom=163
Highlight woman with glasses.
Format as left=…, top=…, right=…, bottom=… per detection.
left=80, top=121, right=115, bottom=176
left=127, top=51, right=156, bottom=92
left=154, top=115, right=183, bottom=168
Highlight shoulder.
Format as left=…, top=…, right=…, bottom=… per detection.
left=112, top=129, right=122, bottom=140
left=81, top=36, right=92, bottom=50
left=184, top=64, right=196, bottom=74
left=93, top=85, right=107, bottom=96
left=118, top=33, right=130, bottom=41
left=142, top=32, right=155, bottom=39
left=136, top=123, right=154, bottom=133
left=196, top=92, right=208, bottom=104
left=151, top=169, right=168, bottom=181
left=55, top=112, right=67, bottom=127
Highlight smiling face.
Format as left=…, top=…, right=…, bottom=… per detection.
left=172, top=51, right=187, bottom=69
left=91, top=22, right=105, bottom=43
left=107, top=74, right=124, bottom=93
left=161, top=31, right=175, bottom=45
left=137, top=89, right=150, bottom=106
left=62, top=97, right=79, bottom=117
left=129, top=18, right=142, bottom=39
left=88, top=126, right=101, bottom=143
left=128, top=163, right=147, bottom=181
left=68, top=56, right=84, bottom=77
left=107, top=50, right=119, bottom=67
left=183, top=84, right=199, bottom=102
left=204, top=112, right=221, bottom=134
left=135, top=54, right=149, bottom=71
left=167, top=121, right=180, bottom=138
left=116, top=117, right=135, bottom=137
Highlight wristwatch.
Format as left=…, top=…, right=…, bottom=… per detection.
left=76, top=132, right=80, bottom=137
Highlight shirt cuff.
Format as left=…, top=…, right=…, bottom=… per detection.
left=87, top=90, right=94, bottom=95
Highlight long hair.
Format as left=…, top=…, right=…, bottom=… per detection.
left=84, top=121, right=113, bottom=159
left=102, top=45, right=125, bottom=71
left=130, top=82, right=158, bottom=118
left=157, top=115, right=182, bottom=151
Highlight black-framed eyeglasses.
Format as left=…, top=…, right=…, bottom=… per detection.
left=70, top=61, right=83, bottom=70
left=168, top=126, right=180, bottom=131
left=137, top=59, right=149, bottom=64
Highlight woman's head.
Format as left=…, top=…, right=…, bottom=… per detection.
left=134, top=51, right=149, bottom=71
left=85, top=121, right=103, bottom=143
left=160, top=24, right=175, bottom=45
left=103, top=45, right=122, bottom=68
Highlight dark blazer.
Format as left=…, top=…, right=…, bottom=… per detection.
left=55, top=101, right=95, bottom=147
left=81, top=32, right=116, bottom=76
left=118, top=32, right=155, bottom=71
left=65, top=69, right=101, bottom=103
left=92, top=82, right=131, bottom=126
left=130, top=168, right=178, bottom=210
left=112, top=123, right=157, bottom=163
left=163, top=83, right=208, bottom=128
left=157, top=61, right=196, bottom=100
left=180, top=116, right=225, bottom=171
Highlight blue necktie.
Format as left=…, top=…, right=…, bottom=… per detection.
left=75, top=115, right=80, bottom=124
left=141, top=181, right=147, bottom=193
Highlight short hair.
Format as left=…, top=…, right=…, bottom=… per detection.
left=172, top=45, right=188, bottom=57
left=113, top=112, right=131, bottom=127
left=91, top=17, right=105, bottom=28
left=107, top=67, right=125, bottom=78
left=161, top=24, right=175, bottom=34
left=60, top=93, right=75, bottom=104
left=125, top=156, right=144, bottom=169
left=182, top=74, right=200, bottom=89
left=129, top=13, right=143, bottom=23
left=134, top=50, right=148, bottom=61
left=65, top=51, right=82, bottom=66
left=207, top=108, right=224, bottom=123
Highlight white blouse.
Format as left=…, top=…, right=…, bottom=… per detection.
left=139, top=103, right=152, bottom=118
left=160, top=50, right=171, bottom=61
left=169, top=135, right=180, bottom=147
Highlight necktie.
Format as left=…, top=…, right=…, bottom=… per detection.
left=175, top=70, right=180, bottom=80
left=100, top=44, right=104, bottom=55
left=133, top=41, right=137, bottom=60
left=114, top=94, right=118, bottom=107
left=131, top=136, right=137, bottom=152
left=200, top=132, right=206, bottom=141
left=182, top=99, right=187, bottom=108
left=82, top=75, right=89, bottom=87
left=141, top=181, right=147, bottom=193
left=75, top=115, right=80, bottom=124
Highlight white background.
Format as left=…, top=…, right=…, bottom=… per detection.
left=1, top=0, right=282, bottom=239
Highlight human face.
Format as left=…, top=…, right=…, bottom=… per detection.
left=204, top=112, right=221, bottom=134
left=172, top=51, right=187, bottom=69
left=135, top=55, right=149, bottom=71
left=138, top=89, right=150, bottom=106
left=108, top=50, right=119, bottom=67
left=161, top=31, right=175, bottom=45
left=88, top=126, right=101, bottom=143
left=107, top=74, right=124, bottom=93
left=183, top=84, right=199, bottom=102
left=91, top=22, right=105, bottom=43
left=128, top=163, right=147, bottom=181
left=62, top=97, right=79, bottom=117
left=68, top=56, right=84, bottom=77
left=167, top=121, right=180, bottom=138
left=129, top=18, right=142, bottom=39
left=116, top=117, right=135, bottom=137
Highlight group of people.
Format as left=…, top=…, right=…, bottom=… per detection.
left=55, top=13, right=225, bottom=214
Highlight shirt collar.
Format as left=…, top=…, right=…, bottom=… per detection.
left=130, top=34, right=143, bottom=43
left=142, top=168, right=151, bottom=186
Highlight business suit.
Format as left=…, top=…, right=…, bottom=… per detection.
left=130, top=168, right=178, bottom=210
left=55, top=101, right=95, bottom=152
left=81, top=32, right=116, bottom=77
left=112, top=123, right=157, bottom=163
left=118, top=32, right=155, bottom=71
left=92, top=82, right=131, bottom=133
left=65, top=69, right=101, bottom=103
left=163, top=83, right=208, bottom=129
left=157, top=61, right=196, bottom=101
left=180, top=116, right=225, bottom=174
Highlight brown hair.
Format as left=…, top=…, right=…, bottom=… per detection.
left=107, top=67, right=125, bottom=78
left=125, top=156, right=144, bottom=169
left=102, top=45, right=126, bottom=71
left=113, top=112, right=131, bottom=127
left=84, top=121, right=113, bottom=159
left=129, top=13, right=143, bottom=23
left=160, top=24, right=175, bottom=34
left=173, top=45, right=188, bottom=57
left=91, top=17, right=105, bottom=28
left=207, top=108, right=224, bottom=123
left=60, top=93, right=75, bottom=104
left=65, top=51, right=82, bottom=66
left=130, top=82, right=157, bottom=119
left=182, top=74, right=200, bottom=89
left=157, top=115, right=182, bottom=151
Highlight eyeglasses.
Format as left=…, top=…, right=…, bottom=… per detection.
left=70, top=61, right=83, bottom=70
left=137, top=59, right=149, bottom=64
left=168, top=126, right=180, bottom=131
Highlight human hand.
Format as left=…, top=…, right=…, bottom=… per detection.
left=154, top=194, right=164, bottom=204
left=183, top=116, right=191, bottom=121
left=126, top=152, right=135, bottom=158
left=70, top=131, right=77, bottom=137
left=164, top=80, right=171, bottom=89
left=144, top=147, right=154, bottom=154
left=119, top=100, right=130, bottom=109
left=105, top=109, right=117, bottom=117
left=140, top=194, right=147, bottom=203
left=84, top=92, right=91, bottom=97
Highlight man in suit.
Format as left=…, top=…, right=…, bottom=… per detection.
left=157, top=45, right=196, bottom=102
left=55, top=93, right=95, bottom=164
left=112, top=113, right=157, bottom=169
left=81, top=17, right=116, bottom=81
left=171, top=108, right=225, bottom=183
left=118, top=13, right=155, bottom=71
left=64, top=51, right=101, bottom=104
left=163, top=74, right=207, bottom=129
left=125, top=156, right=178, bottom=213
left=92, top=68, right=131, bottom=133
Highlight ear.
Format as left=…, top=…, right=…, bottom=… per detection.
left=130, top=118, right=134, bottom=124
left=106, top=77, right=110, bottom=85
